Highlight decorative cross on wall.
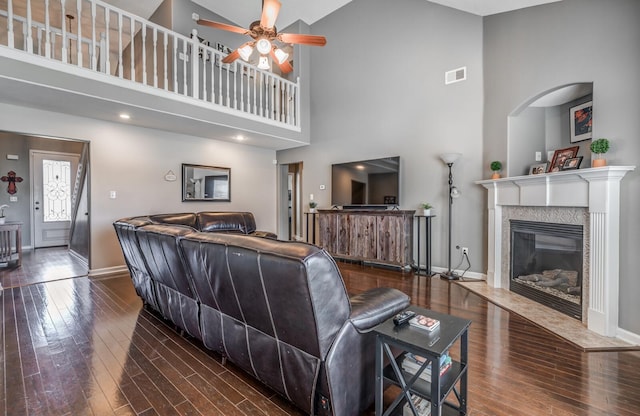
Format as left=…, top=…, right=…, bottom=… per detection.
left=1, top=171, right=24, bottom=195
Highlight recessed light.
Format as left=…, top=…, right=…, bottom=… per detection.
left=119, top=113, right=131, bottom=120
left=235, top=135, right=245, bottom=141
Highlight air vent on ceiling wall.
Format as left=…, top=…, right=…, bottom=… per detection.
left=445, top=66, right=467, bottom=85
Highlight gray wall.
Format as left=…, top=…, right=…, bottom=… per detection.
left=484, top=0, right=640, bottom=333
left=277, top=0, right=485, bottom=273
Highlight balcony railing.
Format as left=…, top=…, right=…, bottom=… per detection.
left=0, top=0, right=300, bottom=129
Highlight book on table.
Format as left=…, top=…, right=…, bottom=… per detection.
left=402, top=353, right=452, bottom=380
left=408, top=314, right=440, bottom=332
left=403, top=394, right=431, bottom=416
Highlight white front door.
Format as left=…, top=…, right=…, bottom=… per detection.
left=31, top=151, right=80, bottom=248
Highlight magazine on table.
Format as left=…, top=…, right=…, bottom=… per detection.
left=408, top=314, right=440, bottom=332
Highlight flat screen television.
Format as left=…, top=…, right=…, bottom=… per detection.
left=331, top=156, right=400, bottom=208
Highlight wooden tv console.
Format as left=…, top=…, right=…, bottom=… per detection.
left=317, top=210, right=414, bottom=269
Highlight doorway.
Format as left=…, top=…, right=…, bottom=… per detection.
left=278, top=162, right=303, bottom=241
left=30, top=150, right=80, bottom=248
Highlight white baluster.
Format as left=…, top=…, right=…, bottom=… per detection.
left=182, top=39, right=187, bottom=95
left=201, top=44, right=207, bottom=101
left=152, top=28, right=158, bottom=88
left=60, top=0, right=66, bottom=63
left=209, top=54, right=215, bottom=102
left=163, top=32, right=168, bottom=90
left=76, top=0, right=82, bottom=66
left=104, top=10, right=110, bottom=73
left=25, top=0, right=33, bottom=53
left=91, top=1, right=96, bottom=70
left=218, top=53, right=223, bottom=105
left=141, top=23, right=147, bottom=85
left=233, top=63, right=238, bottom=110
left=117, top=13, right=123, bottom=77
left=238, top=63, right=242, bottom=111
left=295, top=76, right=301, bottom=127
left=7, top=0, right=14, bottom=48
left=225, top=61, right=230, bottom=106
left=99, top=32, right=106, bottom=72
left=44, top=0, right=51, bottom=58
left=253, top=68, right=258, bottom=115
left=172, top=34, right=178, bottom=93
left=129, top=17, right=134, bottom=80
left=190, top=29, right=198, bottom=98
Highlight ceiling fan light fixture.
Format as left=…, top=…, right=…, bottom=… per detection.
left=274, top=48, right=289, bottom=64
left=238, top=44, right=253, bottom=61
left=258, top=55, right=271, bottom=70
left=256, top=38, right=272, bottom=55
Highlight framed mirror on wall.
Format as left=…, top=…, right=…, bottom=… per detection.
left=182, top=163, right=230, bottom=202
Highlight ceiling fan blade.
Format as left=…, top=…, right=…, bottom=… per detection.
left=279, top=33, right=327, bottom=46
left=270, top=49, right=293, bottom=74
left=197, top=19, right=248, bottom=35
left=260, top=0, right=281, bottom=29
left=222, top=49, right=240, bottom=64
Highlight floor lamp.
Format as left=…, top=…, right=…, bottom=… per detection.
left=440, top=153, right=461, bottom=280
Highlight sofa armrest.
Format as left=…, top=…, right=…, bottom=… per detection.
left=349, top=287, right=410, bottom=332
left=250, top=230, right=278, bottom=239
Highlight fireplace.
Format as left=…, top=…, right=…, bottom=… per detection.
left=510, top=220, right=583, bottom=320
left=477, top=166, right=635, bottom=337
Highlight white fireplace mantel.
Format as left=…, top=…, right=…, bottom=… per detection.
left=476, top=166, right=635, bottom=337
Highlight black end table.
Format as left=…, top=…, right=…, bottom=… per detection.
left=374, top=306, right=471, bottom=415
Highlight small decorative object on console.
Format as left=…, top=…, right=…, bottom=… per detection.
left=394, top=310, right=416, bottom=326
left=409, top=314, right=440, bottom=331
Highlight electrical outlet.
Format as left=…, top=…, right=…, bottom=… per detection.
left=462, top=247, right=469, bottom=255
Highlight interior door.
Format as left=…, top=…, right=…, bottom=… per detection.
left=31, top=151, right=80, bottom=248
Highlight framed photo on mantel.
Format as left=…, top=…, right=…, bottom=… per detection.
left=570, top=101, right=593, bottom=143
left=548, top=146, right=579, bottom=173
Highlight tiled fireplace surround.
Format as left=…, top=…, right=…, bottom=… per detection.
left=477, top=166, right=635, bottom=337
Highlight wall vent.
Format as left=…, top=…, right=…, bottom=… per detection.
left=445, top=66, right=467, bottom=85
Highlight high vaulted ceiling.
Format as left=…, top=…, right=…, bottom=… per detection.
left=106, top=0, right=563, bottom=29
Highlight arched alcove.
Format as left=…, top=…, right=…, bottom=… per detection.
left=507, top=82, right=593, bottom=176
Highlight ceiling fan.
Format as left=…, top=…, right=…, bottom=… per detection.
left=196, top=0, right=326, bottom=74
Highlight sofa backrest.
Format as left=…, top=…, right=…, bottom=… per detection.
left=113, top=217, right=158, bottom=309
left=196, top=211, right=257, bottom=234
left=135, top=223, right=202, bottom=338
left=179, top=232, right=351, bottom=412
left=149, top=213, right=198, bottom=229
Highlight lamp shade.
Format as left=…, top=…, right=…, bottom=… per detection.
left=440, top=153, right=461, bottom=165
left=258, top=55, right=270, bottom=70
left=238, top=44, right=254, bottom=61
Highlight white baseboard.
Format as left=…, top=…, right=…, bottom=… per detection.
left=89, top=265, right=128, bottom=278
left=617, top=327, right=640, bottom=346
left=430, top=266, right=485, bottom=280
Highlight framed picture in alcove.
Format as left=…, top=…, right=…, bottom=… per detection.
left=570, top=101, right=592, bottom=143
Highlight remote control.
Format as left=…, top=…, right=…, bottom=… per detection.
left=393, top=310, right=416, bottom=326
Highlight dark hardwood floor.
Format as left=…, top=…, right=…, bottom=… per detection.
left=2, top=257, right=640, bottom=415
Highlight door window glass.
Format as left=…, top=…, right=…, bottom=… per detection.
left=43, top=159, right=71, bottom=222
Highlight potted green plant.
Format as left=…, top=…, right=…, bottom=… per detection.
left=309, top=201, right=318, bottom=213
left=420, top=203, right=432, bottom=216
left=0, top=204, right=7, bottom=224
left=590, top=138, right=610, bottom=167
left=490, top=161, right=502, bottom=179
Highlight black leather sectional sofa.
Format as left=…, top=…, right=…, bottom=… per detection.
left=113, top=211, right=410, bottom=415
